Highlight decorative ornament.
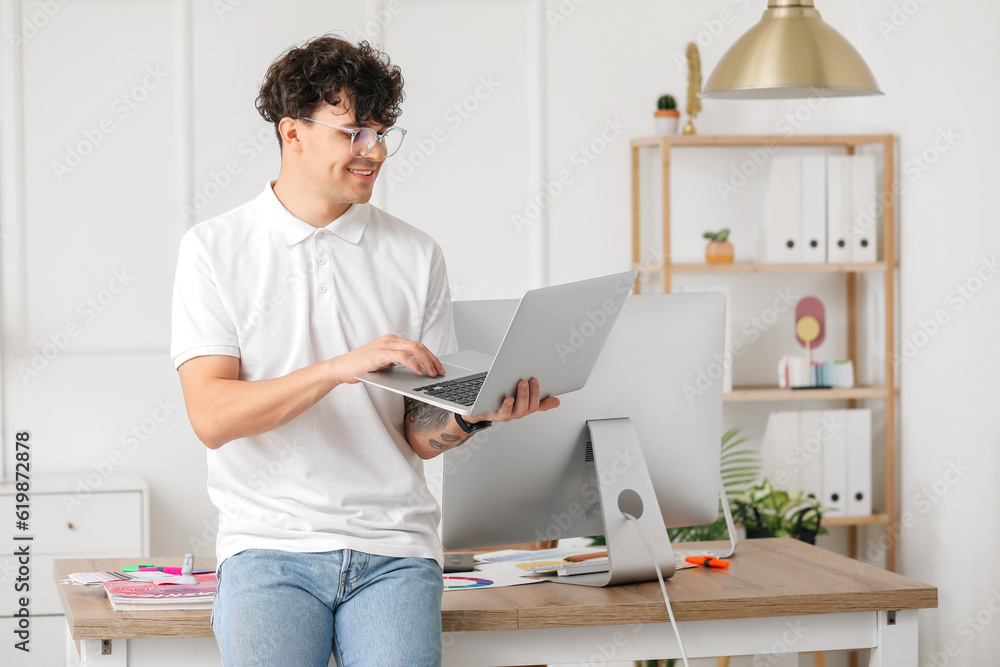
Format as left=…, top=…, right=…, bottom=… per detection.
left=684, top=42, right=703, bottom=135
left=794, top=296, right=826, bottom=366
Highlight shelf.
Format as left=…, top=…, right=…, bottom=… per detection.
left=630, top=134, right=893, bottom=148
left=663, top=262, right=888, bottom=274
left=823, top=514, right=891, bottom=528
left=631, top=132, right=899, bottom=569
left=724, top=386, right=889, bottom=403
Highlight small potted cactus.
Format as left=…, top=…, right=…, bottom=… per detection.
left=703, top=228, right=734, bottom=264
left=654, top=94, right=680, bottom=135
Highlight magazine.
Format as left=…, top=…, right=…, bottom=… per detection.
left=103, top=573, right=217, bottom=611
left=107, top=598, right=214, bottom=612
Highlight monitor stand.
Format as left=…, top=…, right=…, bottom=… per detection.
left=545, top=417, right=738, bottom=588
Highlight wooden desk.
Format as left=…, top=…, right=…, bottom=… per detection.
left=55, top=539, right=936, bottom=666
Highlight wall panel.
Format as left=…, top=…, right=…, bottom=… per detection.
left=17, top=0, right=189, bottom=352
left=381, top=0, right=540, bottom=300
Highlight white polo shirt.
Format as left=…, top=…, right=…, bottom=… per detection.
left=171, top=181, right=457, bottom=566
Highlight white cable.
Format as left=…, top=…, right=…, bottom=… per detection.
left=622, top=513, right=691, bottom=667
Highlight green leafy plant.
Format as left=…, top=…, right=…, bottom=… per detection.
left=732, top=479, right=828, bottom=542
left=702, top=228, right=730, bottom=243
left=667, top=426, right=760, bottom=543
left=657, top=94, right=677, bottom=110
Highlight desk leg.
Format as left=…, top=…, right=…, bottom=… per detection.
left=869, top=610, right=917, bottom=666
left=65, top=621, right=83, bottom=667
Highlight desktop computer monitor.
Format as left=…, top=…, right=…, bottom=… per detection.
left=439, top=292, right=726, bottom=584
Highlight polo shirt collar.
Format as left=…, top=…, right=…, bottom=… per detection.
left=258, top=181, right=370, bottom=246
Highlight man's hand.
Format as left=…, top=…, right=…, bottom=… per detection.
left=333, top=334, right=445, bottom=385
left=464, top=377, right=560, bottom=425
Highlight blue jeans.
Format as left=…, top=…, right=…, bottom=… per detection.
left=211, top=548, right=444, bottom=667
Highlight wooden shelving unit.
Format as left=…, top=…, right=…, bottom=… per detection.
left=631, top=134, right=898, bottom=570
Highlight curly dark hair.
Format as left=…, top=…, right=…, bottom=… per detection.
left=256, top=35, right=404, bottom=150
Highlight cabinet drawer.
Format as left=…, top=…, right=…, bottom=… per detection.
left=1, top=491, right=143, bottom=555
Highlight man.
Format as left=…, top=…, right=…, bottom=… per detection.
left=171, top=35, right=557, bottom=666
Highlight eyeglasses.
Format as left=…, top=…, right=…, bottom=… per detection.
left=298, top=118, right=407, bottom=158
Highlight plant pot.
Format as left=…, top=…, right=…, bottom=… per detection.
left=745, top=527, right=775, bottom=539
left=705, top=240, right=734, bottom=264
left=654, top=110, right=680, bottom=135
left=737, top=504, right=823, bottom=544
left=791, top=506, right=821, bottom=545
left=738, top=506, right=772, bottom=538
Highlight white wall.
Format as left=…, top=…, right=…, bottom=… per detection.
left=1, top=1, right=997, bottom=665
left=852, top=3, right=1000, bottom=666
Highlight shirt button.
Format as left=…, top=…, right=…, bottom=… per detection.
left=319, top=285, right=328, bottom=293
left=319, top=257, right=327, bottom=265
left=316, top=231, right=325, bottom=239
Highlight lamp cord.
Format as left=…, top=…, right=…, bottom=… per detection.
left=622, top=513, right=691, bottom=667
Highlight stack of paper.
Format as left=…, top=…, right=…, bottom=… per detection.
left=473, top=547, right=607, bottom=579
left=64, top=571, right=133, bottom=586
left=103, top=573, right=217, bottom=611
left=522, top=551, right=699, bottom=577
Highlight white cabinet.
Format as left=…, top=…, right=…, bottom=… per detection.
left=0, top=474, right=148, bottom=666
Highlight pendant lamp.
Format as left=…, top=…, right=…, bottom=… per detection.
left=701, top=0, right=882, bottom=99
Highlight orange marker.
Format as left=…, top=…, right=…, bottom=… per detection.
left=685, top=556, right=730, bottom=568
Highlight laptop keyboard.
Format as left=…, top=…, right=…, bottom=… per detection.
left=413, top=372, right=487, bottom=406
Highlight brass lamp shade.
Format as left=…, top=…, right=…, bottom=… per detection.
left=701, top=0, right=882, bottom=99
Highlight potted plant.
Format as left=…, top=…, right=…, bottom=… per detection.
left=703, top=228, right=734, bottom=265
left=654, top=94, right=680, bottom=135
left=733, top=480, right=827, bottom=544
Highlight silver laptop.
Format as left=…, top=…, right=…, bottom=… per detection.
left=354, top=270, right=637, bottom=416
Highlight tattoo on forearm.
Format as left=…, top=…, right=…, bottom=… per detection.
left=405, top=398, right=452, bottom=432
left=405, top=398, right=471, bottom=453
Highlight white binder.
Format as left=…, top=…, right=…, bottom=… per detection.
left=825, top=156, right=852, bottom=263
left=761, top=156, right=802, bottom=263
left=850, top=155, right=878, bottom=263
left=762, top=411, right=800, bottom=490
left=821, top=409, right=847, bottom=516
left=797, top=410, right=825, bottom=503
left=800, top=156, right=827, bottom=263
left=845, top=408, right=873, bottom=516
